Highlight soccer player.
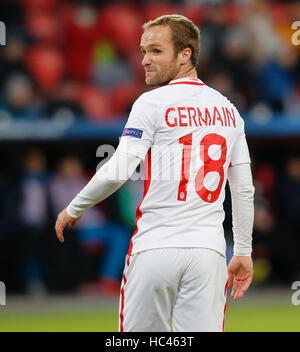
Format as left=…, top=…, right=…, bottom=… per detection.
left=55, top=15, right=255, bottom=332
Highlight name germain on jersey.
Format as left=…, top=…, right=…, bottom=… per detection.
left=165, top=106, right=236, bottom=128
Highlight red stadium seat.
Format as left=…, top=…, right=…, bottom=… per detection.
left=26, top=46, right=64, bottom=93
left=111, top=82, right=142, bottom=115
left=143, top=2, right=177, bottom=22
left=21, top=0, right=59, bottom=13
left=269, top=3, right=290, bottom=23
left=221, top=3, right=243, bottom=26
left=101, top=3, right=143, bottom=55
left=25, top=12, right=60, bottom=43
left=183, top=4, right=205, bottom=25
left=62, top=5, right=104, bottom=80
left=79, top=85, right=114, bottom=121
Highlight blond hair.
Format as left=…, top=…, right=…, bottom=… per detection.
left=142, top=14, right=200, bottom=67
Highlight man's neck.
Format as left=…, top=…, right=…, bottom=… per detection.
left=172, top=66, right=198, bottom=80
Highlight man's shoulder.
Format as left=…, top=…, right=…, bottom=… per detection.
left=201, top=83, right=228, bottom=103
left=132, top=86, right=170, bottom=111
left=147, top=81, right=231, bottom=103
left=137, top=85, right=170, bottom=100
left=133, top=82, right=238, bottom=111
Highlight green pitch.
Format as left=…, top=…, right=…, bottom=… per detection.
left=0, top=301, right=299, bottom=332
left=225, top=302, right=300, bottom=332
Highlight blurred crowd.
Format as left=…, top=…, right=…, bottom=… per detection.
left=0, top=0, right=300, bottom=124
left=0, top=147, right=145, bottom=296
left=251, top=154, right=300, bottom=285
left=224, top=150, right=300, bottom=286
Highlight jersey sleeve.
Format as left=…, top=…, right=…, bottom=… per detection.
left=230, top=111, right=251, bottom=166
left=118, top=93, right=157, bottom=161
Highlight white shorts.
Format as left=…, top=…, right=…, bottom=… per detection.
left=118, top=247, right=228, bottom=332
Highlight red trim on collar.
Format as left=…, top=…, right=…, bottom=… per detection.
left=168, top=81, right=205, bottom=86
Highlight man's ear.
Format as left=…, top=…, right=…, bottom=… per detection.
left=179, top=47, right=192, bottom=65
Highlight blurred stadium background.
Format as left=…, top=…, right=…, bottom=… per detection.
left=0, top=0, right=300, bottom=332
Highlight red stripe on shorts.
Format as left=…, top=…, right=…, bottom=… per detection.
left=222, top=280, right=229, bottom=332
left=119, top=273, right=127, bottom=332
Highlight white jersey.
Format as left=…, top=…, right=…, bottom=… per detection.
left=118, top=77, right=251, bottom=257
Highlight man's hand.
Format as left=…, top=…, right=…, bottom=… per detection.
left=55, top=209, right=81, bottom=243
left=227, top=256, right=253, bottom=301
